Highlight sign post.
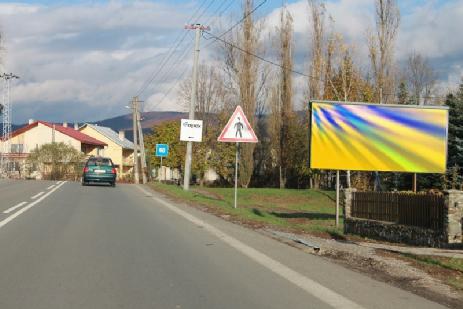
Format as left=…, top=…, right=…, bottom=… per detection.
left=155, top=144, right=169, bottom=182
left=218, top=106, right=258, bottom=208
left=234, top=143, right=239, bottom=209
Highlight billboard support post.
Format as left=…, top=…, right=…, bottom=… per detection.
left=336, top=170, right=340, bottom=227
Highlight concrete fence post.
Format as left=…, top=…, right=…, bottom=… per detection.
left=443, top=190, right=463, bottom=244
left=342, top=188, right=357, bottom=219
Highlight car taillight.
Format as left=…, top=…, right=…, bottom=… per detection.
left=111, top=168, right=116, bottom=174
left=83, top=167, right=89, bottom=173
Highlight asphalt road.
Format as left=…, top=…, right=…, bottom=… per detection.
left=0, top=180, right=447, bottom=309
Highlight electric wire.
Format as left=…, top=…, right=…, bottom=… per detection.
left=153, top=0, right=228, bottom=89
left=151, top=0, right=266, bottom=111
left=135, top=0, right=213, bottom=97
left=204, top=31, right=449, bottom=101
left=146, top=1, right=236, bottom=111
left=205, top=0, right=267, bottom=48
left=204, top=30, right=310, bottom=77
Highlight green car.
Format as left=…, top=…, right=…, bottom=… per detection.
left=82, top=156, right=117, bottom=187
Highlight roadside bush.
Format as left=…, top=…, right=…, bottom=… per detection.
left=26, top=142, right=85, bottom=180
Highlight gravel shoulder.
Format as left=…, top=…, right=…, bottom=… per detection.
left=149, top=183, right=463, bottom=308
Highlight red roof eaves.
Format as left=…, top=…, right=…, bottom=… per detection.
left=5, top=121, right=107, bottom=146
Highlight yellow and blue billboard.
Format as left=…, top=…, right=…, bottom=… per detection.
left=310, top=101, right=448, bottom=173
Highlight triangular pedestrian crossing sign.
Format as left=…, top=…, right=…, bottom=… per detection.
left=218, top=105, right=258, bottom=143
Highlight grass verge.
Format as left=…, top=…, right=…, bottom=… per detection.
left=149, top=182, right=463, bottom=298
left=400, top=253, right=463, bottom=290
left=148, top=182, right=343, bottom=237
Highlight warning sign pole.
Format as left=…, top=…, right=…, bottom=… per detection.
left=218, top=105, right=258, bottom=209
left=234, top=143, right=239, bottom=209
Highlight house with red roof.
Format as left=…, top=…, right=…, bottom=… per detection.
left=0, top=120, right=107, bottom=175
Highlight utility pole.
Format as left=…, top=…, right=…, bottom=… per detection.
left=183, top=24, right=209, bottom=191
left=132, top=96, right=140, bottom=184
left=137, top=103, right=147, bottom=184
left=0, top=73, right=19, bottom=175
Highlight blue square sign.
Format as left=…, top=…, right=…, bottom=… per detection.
left=155, top=144, right=169, bottom=157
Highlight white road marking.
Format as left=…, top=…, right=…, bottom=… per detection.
left=136, top=186, right=365, bottom=309
left=47, top=185, right=55, bottom=190
left=31, top=192, right=45, bottom=199
left=0, top=181, right=67, bottom=230
left=3, top=202, right=28, bottom=214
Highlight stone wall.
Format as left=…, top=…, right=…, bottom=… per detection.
left=344, top=218, right=447, bottom=247
left=342, top=188, right=463, bottom=248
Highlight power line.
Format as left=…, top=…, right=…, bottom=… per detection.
left=192, top=0, right=217, bottom=22
left=204, top=31, right=450, bottom=102
left=151, top=3, right=228, bottom=95
left=148, top=0, right=265, bottom=112
left=206, top=0, right=234, bottom=29
left=204, top=30, right=310, bottom=77
left=149, top=66, right=190, bottom=112
left=135, top=0, right=213, bottom=97
left=136, top=32, right=193, bottom=98
left=205, top=0, right=267, bottom=48
left=143, top=2, right=235, bottom=112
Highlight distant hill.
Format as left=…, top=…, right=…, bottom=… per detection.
left=92, top=111, right=187, bottom=142
left=93, top=111, right=187, bottom=131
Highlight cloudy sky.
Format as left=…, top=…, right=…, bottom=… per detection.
left=0, top=0, right=462, bottom=123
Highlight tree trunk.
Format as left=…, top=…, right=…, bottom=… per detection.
left=279, top=166, right=286, bottom=189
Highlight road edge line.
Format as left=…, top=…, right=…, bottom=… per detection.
left=136, top=185, right=365, bottom=309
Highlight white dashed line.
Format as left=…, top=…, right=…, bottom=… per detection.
left=47, top=185, right=55, bottom=190
left=0, top=181, right=67, bottom=230
left=3, top=202, right=28, bottom=214
left=31, top=192, right=45, bottom=199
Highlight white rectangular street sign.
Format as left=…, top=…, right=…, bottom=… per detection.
left=180, top=119, right=203, bottom=142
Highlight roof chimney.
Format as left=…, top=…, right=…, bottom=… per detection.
left=28, top=119, right=34, bottom=125
left=74, top=123, right=79, bottom=130
left=62, top=122, right=68, bottom=128
left=119, top=130, right=125, bottom=141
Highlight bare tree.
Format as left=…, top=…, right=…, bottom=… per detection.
left=368, top=0, right=400, bottom=103
left=308, top=0, right=326, bottom=100
left=178, top=64, right=225, bottom=134
left=268, top=6, right=294, bottom=189
left=305, top=0, right=328, bottom=190
left=222, top=0, right=266, bottom=188
left=407, top=51, right=437, bottom=105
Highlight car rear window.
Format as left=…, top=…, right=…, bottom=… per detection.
left=87, top=158, right=113, bottom=166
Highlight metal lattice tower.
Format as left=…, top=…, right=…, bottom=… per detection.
left=1, top=73, right=19, bottom=175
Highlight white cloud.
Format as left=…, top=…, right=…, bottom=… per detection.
left=1, top=0, right=463, bottom=122
left=1, top=1, right=193, bottom=122
left=0, top=3, right=40, bottom=15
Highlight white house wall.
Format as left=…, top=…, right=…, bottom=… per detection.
left=8, top=123, right=81, bottom=153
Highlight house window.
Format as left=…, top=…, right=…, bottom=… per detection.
left=11, top=144, right=24, bottom=153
